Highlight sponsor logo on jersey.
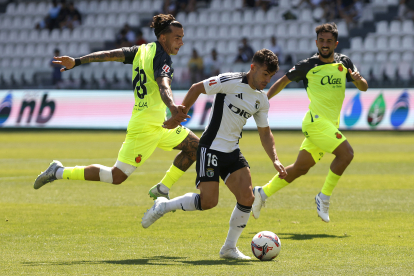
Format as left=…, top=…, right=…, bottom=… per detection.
left=313, top=69, right=321, bottom=74
left=176, top=126, right=182, bottom=134
left=321, top=75, right=342, bottom=85
left=0, top=93, right=12, bottom=126
left=390, top=91, right=409, bottom=128
left=162, top=64, right=170, bottom=73
left=303, top=131, right=309, bottom=138
left=206, top=168, right=214, bottom=177
left=135, top=154, right=142, bottom=163
left=255, top=100, right=260, bottom=109
left=344, top=92, right=362, bottom=127
left=335, top=132, right=342, bottom=139
left=367, top=93, right=386, bottom=127
left=228, top=103, right=252, bottom=119
left=209, top=79, right=217, bottom=86
left=235, top=93, right=243, bottom=99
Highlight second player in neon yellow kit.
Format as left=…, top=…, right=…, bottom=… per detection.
left=34, top=15, right=199, bottom=199
left=252, top=23, right=368, bottom=222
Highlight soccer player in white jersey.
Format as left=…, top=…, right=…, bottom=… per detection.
left=141, top=49, right=287, bottom=260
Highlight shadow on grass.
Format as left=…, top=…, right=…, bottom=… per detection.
left=22, top=255, right=253, bottom=266
left=248, top=232, right=350, bottom=240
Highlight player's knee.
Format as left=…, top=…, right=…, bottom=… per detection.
left=343, top=149, right=354, bottom=165
left=239, top=193, right=254, bottom=206
left=295, top=164, right=312, bottom=176
left=200, top=197, right=218, bottom=210
left=111, top=169, right=128, bottom=185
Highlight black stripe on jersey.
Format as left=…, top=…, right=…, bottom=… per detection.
left=200, top=93, right=225, bottom=147
left=220, top=73, right=243, bottom=83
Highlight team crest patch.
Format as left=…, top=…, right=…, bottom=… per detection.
left=255, top=100, right=260, bottom=109
left=206, top=168, right=214, bottom=177
left=162, top=64, right=170, bottom=73
left=135, top=154, right=142, bottom=163
left=338, top=64, right=343, bottom=72
left=335, top=132, right=342, bottom=139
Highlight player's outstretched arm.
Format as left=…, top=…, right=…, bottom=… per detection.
left=257, top=126, right=287, bottom=179
left=52, top=49, right=125, bottom=72
left=267, top=75, right=291, bottom=100
left=162, top=81, right=206, bottom=129
left=348, top=68, right=368, bottom=91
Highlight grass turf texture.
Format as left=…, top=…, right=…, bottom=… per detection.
left=1, top=130, right=413, bottom=275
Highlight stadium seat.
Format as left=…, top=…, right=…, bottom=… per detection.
left=251, top=39, right=262, bottom=52
left=22, top=16, right=34, bottom=29
left=279, top=0, right=292, bottom=9
left=389, top=20, right=402, bottom=35
left=243, top=9, right=254, bottom=23
left=0, top=57, right=10, bottom=67
left=384, top=63, right=398, bottom=80
left=234, top=0, right=243, bottom=9
left=389, top=52, right=400, bottom=62
left=89, top=1, right=99, bottom=14
left=5, top=2, right=16, bottom=14
left=376, top=36, right=388, bottom=50
left=4, top=44, right=14, bottom=57
left=103, top=29, right=115, bottom=42
left=84, top=15, right=96, bottom=27
left=375, top=52, right=388, bottom=63
left=376, top=21, right=388, bottom=35
left=362, top=36, right=374, bottom=51
left=402, top=36, right=413, bottom=49
left=106, top=14, right=117, bottom=28
left=119, top=0, right=132, bottom=13
left=15, top=3, right=27, bottom=15
left=24, top=43, right=35, bottom=57
left=230, top=11, right=242, bottom=26
left=363, top=52, right=375, bottom=63
left=299, top=9, right=313, bottom=23
left=128, top=14, right=139, bottom=26
left=15, top=44, right=25, bottom=56
left=350, top=52, right=363, bottom=64
left=388, top=36, right=401, bottom=50
left=23, top=69, right=36, bottom=85
left=198, top=11, right=210, bottom=26
left=264, top=24, right=276, bottom=37
left=2, top=16, right=13, bottom=30
left=210, top=0, right=222, bottom=11
left=228, top=40, right=239, bottom=55
left=96, top=14, right=107, bottom=27
left=81, top=28, right=93, bottom=43
left=402, top=20, right=413, bottom=34
left=287, top=23, right=300, bottom=38
left=298, top=39, right=310, bottom=53
left=193, top=40, right=205, bottom=55
left=275, top=24, right=286, bottom=38
left=194, top=26, right=207, bottom=40
left=253, top=10, right=266, bottom=24
left=216, top=40, right=227, bottom=55
left=0, top=30, right=8, bottom=44
left=49, top=29, right=61, bottom=43
left=176, top=12, right=187, bottom=26
left=398, top=61, right=411, bottom=81
left=187, top=12, right=198, bottom=26
left=299, top=23, right=312, bottom=38
left=241, top=25, right=251, bottom=38
left=35, top=2, right=48, bottom=16
left=286, top=39, right=297, bottom=53
left=223, top=0, right=233, bottom=10
left=17, top=30, right=29, bottom=43
left=265, top=8, right=283, bottom=23
left=116, top=14, right=128, bottom=28
left=98, top=1, right=110, bottom=14
left=11, top=58, right=21, bottom=68
left=312, top=7, right=324, bottom=22
left=229, top=25, right=241, bottom=39
left=217, top=26, right=228, bottom=39
left=337, top=21, right=349, bottom=37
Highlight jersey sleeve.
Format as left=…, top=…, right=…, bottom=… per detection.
left=343, top=56, right=359, bottom=82
left=253, top=95, right=270, bottom=128
left=285, top=60, right=308, bottom=82
left=153, top=51, right=174, bottom=80
left=202, top=73, right=239, bottom=95
left=122, top=45, right=139, bottom=64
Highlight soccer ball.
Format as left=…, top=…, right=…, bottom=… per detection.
left=251, top=231, right=281, bottom=261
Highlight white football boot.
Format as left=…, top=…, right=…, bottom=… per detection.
left=251, top=187, right=266, bottom=219
left=315, top=193, right=330, bottom=222
left=141, top=197, right=168, bottom=228
left=34, top=160, right=63, bottom=189
left=219, top=246, right=251, bottom=260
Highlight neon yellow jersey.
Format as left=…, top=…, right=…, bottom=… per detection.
left=122, top=42, right=174, bottom=132
left=286, top=53, right=358, bottom=126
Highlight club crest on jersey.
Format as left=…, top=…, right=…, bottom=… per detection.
left=209, top=79, right=217, bottom=86
left=162, top=64, right=170, bottom=73
left=206, top=168, right=214, bottom=177
left=335, top=132, right=342, bottom=139
left=338, top=64, right=343, bottom=72
left=255, top=100, right=260, bottom=109
left=135, top=154, right=142, bottom=163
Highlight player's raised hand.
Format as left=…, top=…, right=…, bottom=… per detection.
left=162, top=105, right=190, bottom=129
left=53, top=56, right=75, bottom=72
left=348, top=68, right=362, bottom=82
left=274, top=160, right=287, bottom=179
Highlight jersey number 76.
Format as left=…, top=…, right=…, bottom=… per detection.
left=132, top=67, right=147, bottom=99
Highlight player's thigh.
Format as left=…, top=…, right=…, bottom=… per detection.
left=157, top=125, right=193, bottom=151
left=117, top=130, right=161, bottom=167
left=225, top=167, right=254, bottom=206
left=198, top=181, right=220, bottom=209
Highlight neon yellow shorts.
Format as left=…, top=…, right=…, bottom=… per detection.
left=300, top=111, right=346, bottom=163
left=117, top=125, right=190, bottom=167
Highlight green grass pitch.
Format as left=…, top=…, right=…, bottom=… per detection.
left=1, top=130, right=413, bottom=275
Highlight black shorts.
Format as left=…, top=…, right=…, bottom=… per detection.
left=195, top=145, right=249, bottom=187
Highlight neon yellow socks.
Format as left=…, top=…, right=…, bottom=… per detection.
left=262, top=173, right=290, bottom=197
left=321, top=169, right=341, bottom=196
left=160, top=165, right=185, bottom=189
left=62, top=166, right=85, bottom=180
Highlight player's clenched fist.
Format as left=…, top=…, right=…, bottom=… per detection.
left=348, top=68, right=362, bottom=82
left=52, top=56, right=76, bottom=72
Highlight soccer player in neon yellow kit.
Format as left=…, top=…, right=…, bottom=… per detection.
left=252, top=23, right=368, bottom=222
left=34, top=14, right=199, bottom=199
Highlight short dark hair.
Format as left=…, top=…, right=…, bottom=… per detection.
left=252, top=49, right=279, bottom=73
left=315, top=23, right=338, bottom=41
left=150, top=14, right=183, bottom=39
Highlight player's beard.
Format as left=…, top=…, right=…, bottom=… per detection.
left=318, top=48, right=334, bottom=59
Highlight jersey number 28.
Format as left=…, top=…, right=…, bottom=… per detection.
left=133, top=67, right=147, bottom=99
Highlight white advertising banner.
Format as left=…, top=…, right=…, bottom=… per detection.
left=0, top=89, right=413, bottom=130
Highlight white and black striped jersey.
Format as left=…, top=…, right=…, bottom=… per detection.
left=200, top=72, right=270, bottom=153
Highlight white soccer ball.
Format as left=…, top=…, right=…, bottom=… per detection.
left=251, top=231, right=281, bottom=261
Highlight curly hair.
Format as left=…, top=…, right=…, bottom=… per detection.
left=150, top=14, right=183, bottom=38
left=252, top=49, right=279, bottom=73
left=315, top=23, right=338, bottom=41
